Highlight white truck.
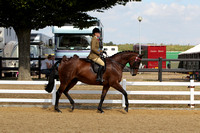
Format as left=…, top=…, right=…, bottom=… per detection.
left=52, top=20, right=103, bottom=58
left=103, top=46, right=118, bottom=56
left=2, top=33, right=54, bottom=77
left=0, top=27, right=18, bottom=56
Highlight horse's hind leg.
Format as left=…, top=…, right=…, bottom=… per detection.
left=111, top=83, right=129, bottom=112
left=98, top=85, right=110, bottom=113
left=63, top=79, right=78, bottom=111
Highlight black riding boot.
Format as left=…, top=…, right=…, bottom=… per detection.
left=96, top=65, right=104, bottom=83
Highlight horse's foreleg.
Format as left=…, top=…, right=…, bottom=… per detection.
left=98, top=85, right=110, bottom=113
left=55, top=88, right=63, bottom=113
left=63, top=79, right=78, bottom=111
left=112, top=83, right=129, bottom=112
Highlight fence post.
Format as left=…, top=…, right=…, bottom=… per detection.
left=0, top=57, right=2, bottom=79
left=38, top=56, right=41, bottom=79
left=52, top=79, right=57, bottom=105
left=158, top=57, right=163, bottom=82
left=122, top=79, right=126, bottom=107
left=189, top=79, right=195, bottom=108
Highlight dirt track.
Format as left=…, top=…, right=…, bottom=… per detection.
left=1, top=72, right=199, bottom=132
left=1, top=107, right=200, bottom=133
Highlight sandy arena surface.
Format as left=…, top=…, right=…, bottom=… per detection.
left=0, top=72, right=199, bottom=132
left=1, top=107, right=200, bottom=133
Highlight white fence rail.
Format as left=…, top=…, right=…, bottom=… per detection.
left=1, top=79, right=200, bottom=108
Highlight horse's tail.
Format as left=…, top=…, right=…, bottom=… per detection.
left=45, top=61, right=60, bottom=93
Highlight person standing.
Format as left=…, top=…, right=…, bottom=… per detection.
left=87, top=28, right=104, bottom=82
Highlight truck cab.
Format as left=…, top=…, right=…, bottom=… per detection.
left=52, top=20, right=103, bottom=58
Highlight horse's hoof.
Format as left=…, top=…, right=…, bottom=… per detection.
left=55, top=108, right=62, bottom=113
left=98, top=110, right=104, bottom=113
left=71, top=105, right=74, bottom=111
left=124, top=107, right=128, bottom=113
left=97, top=109, right=104, bottom=113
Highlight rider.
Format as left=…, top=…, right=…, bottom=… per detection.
left=88, top=28, right=105, bottom=82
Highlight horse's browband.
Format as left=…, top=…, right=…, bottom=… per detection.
left=135, top=57, right=141, bottom=62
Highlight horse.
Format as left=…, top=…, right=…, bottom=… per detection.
left=45, top=51, right=143, bottom=113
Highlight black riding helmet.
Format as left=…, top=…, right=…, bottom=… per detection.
left=92, top=28, right=100, bottom=35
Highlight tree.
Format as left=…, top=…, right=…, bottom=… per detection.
left=0, top=0, right=141, bottom=80
left=104, top=41, right=115, bottom=46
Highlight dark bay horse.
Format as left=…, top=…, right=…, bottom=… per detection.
left=45, top=51, right=143, bottom=113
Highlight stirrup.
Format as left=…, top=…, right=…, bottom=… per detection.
left=96, top=78, right=104, bottom=82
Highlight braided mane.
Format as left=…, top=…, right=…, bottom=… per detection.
left=109, top=51, right=138, bottom=58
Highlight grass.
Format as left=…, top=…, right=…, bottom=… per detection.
left=104, top=43, right=194, bottom=52
left=166, top=44, right=194, bottom=51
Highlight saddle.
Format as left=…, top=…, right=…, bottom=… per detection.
left=85, top=58, right=106, bottom=73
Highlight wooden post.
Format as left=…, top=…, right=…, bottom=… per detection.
left=158, top=57, right=163, bottom=82
left=52, top=79, right=57, bottom=105
left=0, top=57, right=2, bottom=79
left=122, top=79, right=126, bottom=107
left=189, top=79, right=195, bottom=108
left=38, top=56, right=41, bottom=79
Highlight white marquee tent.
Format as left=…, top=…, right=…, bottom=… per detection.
left=179, top=44, right=200, bottom=55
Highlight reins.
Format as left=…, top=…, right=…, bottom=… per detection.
left=108, top=53, right=140, bottom=68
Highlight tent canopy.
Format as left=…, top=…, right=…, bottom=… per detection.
left=179, top=44, right=200, bottom=55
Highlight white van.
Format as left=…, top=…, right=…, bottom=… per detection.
left=103, top=46, right=118, bottom=56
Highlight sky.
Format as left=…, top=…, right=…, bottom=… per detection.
left=32, top=0, right=200, bottom=45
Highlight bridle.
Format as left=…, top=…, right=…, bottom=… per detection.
left=131, top=55, right=142, bottom=70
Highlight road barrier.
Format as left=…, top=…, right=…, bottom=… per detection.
left=0, top=79, right=200, bottom=108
